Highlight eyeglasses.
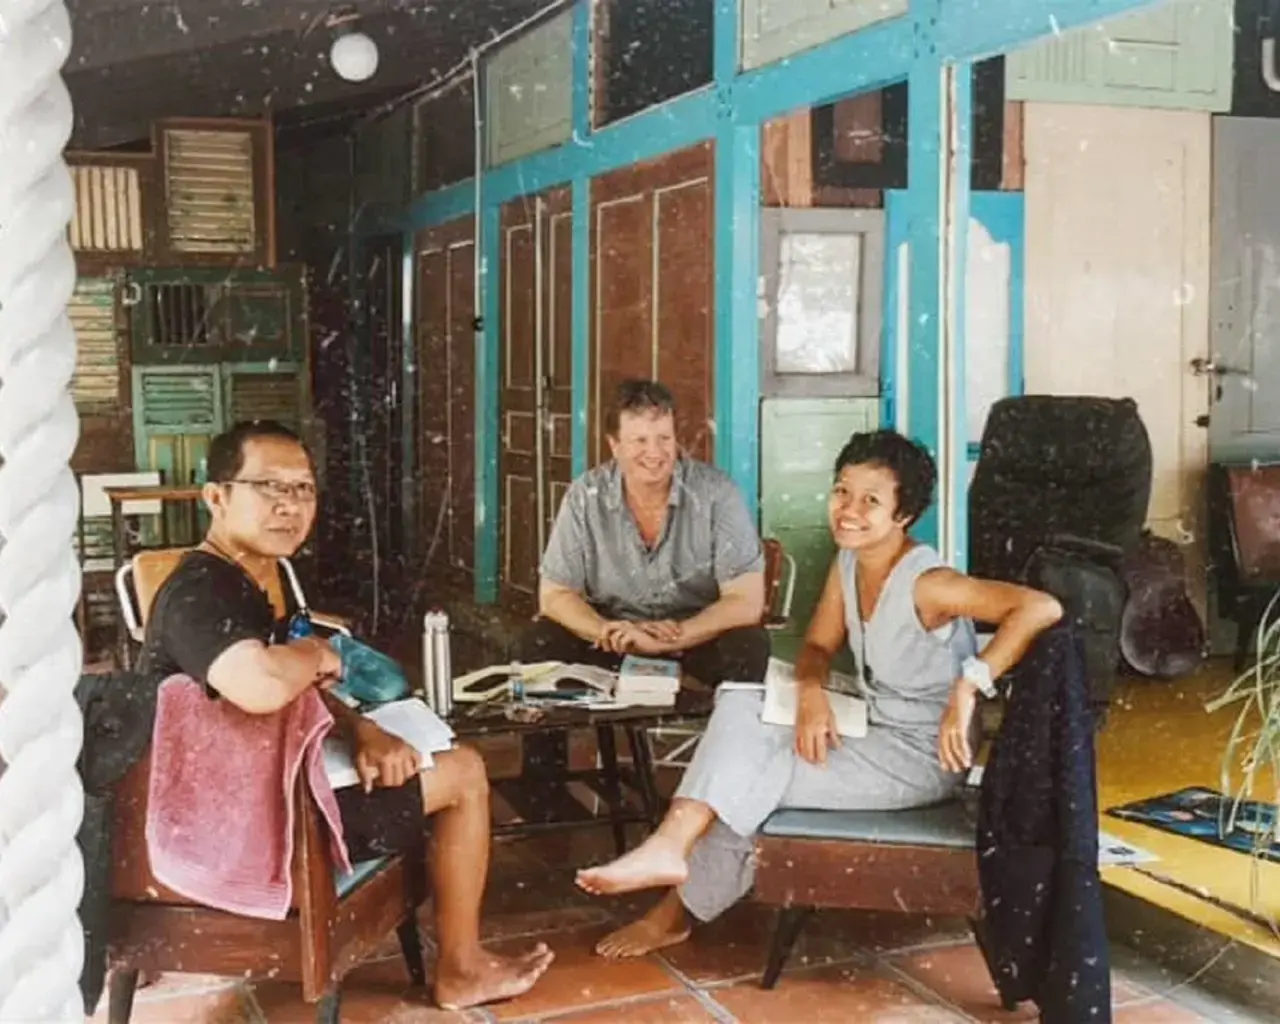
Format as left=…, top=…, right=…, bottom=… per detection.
left=226, top=479, right=318, bottom=503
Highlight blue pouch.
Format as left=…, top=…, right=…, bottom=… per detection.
left=329, top=634, right=411, bottom=707
left=288, top=612, right=410, bottom=707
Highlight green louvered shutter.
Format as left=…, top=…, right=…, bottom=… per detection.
left=132, top=364, right=222, bottom=484
left=132, top=364, right=223, bottom=544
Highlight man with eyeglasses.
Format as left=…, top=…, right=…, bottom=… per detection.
left=136, top=420, right=553, bottom=1009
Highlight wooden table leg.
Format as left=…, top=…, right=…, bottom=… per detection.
left=624, top=725, right=662, bottom=828
left=595, top=725, right=627, bottom=856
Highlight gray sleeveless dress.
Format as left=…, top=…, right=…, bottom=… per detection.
left=673, top=543, right=977, bottom=923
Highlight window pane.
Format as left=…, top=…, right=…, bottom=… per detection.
left=965, top=222, right=1012, bottom=443
left=775, top=232, right=861, bottom=375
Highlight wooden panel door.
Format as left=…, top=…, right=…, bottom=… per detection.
left=1208, top=118, right=1280, bottom=463
left=591, top=143, right=714, bottom=464
left=1023, top=102, right=1211, bottom=607
left=498, top=189, right=573, bottom=608
left=416, top=218, right=477, bottom=580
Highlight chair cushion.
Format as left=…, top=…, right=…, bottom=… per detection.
left=760, top=801, right=975, bottom=850
left=336, top=857, right=389, bottom=898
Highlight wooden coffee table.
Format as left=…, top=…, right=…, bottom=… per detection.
left=448, top=685, right=713, bottom=855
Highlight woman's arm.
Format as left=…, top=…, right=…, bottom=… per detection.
left=915, top=568, right=1063, bottom=680
left=793, top=561, right=850, bottom=765
left=794, top=561, right=849, bottom=688
left=915, top=568, right=1062, bottom=772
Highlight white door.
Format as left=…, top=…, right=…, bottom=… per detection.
left=1209, top=117, right=1280, bottom=464
left=1023, top=102, right=1211, bottom=605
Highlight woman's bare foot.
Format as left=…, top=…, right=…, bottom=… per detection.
left=595, top=891, right=692, bottom=958
left=434, top=943, right=555, bottom=1010
left=576, top=835, right=689, bottom=896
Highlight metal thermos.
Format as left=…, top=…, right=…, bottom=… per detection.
left=422, top=610, right=454, bottom=716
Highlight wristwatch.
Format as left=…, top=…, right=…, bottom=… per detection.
left=960, top=656, right=997, bottom=699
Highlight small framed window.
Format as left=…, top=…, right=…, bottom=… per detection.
left=760, top=208, right=884, bottom=398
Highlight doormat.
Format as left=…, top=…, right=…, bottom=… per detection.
left=1107, top=787, right=1280, bottom=862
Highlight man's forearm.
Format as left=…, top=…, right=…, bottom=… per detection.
left=319, top=689, right=367, bottom=743
left=540, top=586, right=609, bottom=643
left=674, top=594, right=759, bottom=649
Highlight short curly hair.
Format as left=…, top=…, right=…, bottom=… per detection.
left=832, top=429, right=936, bottom=527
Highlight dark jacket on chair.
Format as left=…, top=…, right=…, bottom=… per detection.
left=75, top=671, right=157, bottom=1013
left=977, top=623, right=1111, bottom=1023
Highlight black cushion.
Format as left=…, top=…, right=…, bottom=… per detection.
left=969, top=395, right=1152, bottom=585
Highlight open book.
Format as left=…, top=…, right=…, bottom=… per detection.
left=323, top=698, right=456, bottom=789
left=758, top=657, right=868, bottom=739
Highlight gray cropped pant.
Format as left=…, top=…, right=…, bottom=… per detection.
left=674, top=689, right=959, bottom=923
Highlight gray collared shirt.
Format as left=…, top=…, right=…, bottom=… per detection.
left=540, top=457, right=765, bottom=621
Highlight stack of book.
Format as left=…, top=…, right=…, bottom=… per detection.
left=616, top=655, right=681, bottom=707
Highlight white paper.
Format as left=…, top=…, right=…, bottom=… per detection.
left=757, top=658, right=868, bottom=739
left=324, top=699, right=456, bottom=790
left=1097, top=831, right=1159, bottom=867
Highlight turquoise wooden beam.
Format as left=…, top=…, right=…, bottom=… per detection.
left=946, top=62, right=973, bottom=571
left=712, top=0, right=762, bottom=519
left=569, top=1, right=591, bottom=479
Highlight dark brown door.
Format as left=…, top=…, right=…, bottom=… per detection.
left=590, top=142, right=715, bottom=464
left=416, top=218, right=477, bottom=585
left=499, top=188, right=573, bottom=611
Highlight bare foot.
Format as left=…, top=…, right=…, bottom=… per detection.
left=434, top=943, right=555, bottom=1010
left=596, top=892, right=692, bottom=958
left=575, top=835, right=689, bottom=896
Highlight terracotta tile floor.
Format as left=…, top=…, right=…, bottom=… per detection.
left=94, top=829, right=1270, bottom=1024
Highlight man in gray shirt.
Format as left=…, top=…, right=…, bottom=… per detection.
left=518, top=379, right=770, bottom=686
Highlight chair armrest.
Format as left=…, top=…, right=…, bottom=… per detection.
left=115, top=564, right=144, bottom=643
left=310, top=612, right=352, bottom=637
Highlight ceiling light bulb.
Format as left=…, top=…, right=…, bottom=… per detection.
left=330, top=32, right=379, bottom=82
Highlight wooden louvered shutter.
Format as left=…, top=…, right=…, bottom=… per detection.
left=223, top=363, right=306, bottom=432
left=69, top=277, right=122, bottom=413
left=69, top=162, right=146, bottom=256
left=156, top=120, right=270, bottom=265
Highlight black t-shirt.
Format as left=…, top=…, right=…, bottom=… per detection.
left=137, top=551, right=298, bottom=698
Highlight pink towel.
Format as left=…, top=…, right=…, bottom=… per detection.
left=145, top=675, right=351, bottom=920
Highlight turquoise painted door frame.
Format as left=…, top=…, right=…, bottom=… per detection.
left=383, top=0, right=1163, bottom=602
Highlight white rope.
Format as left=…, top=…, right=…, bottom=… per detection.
left=0, top=0, right=87, bottom=1019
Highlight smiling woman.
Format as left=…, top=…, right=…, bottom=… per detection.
left=575, top=427, right=1062, bottom=960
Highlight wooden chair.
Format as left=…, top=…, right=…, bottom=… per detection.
left=106, top=548, right=429, bottom=1024
left=753, top=799, right=985, bottom=989
left=650, top=537, right=796, bottom=769
left=1208, top=463, right=1280, bottom=668
left=751, top=691, right=1010, bottom=1004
